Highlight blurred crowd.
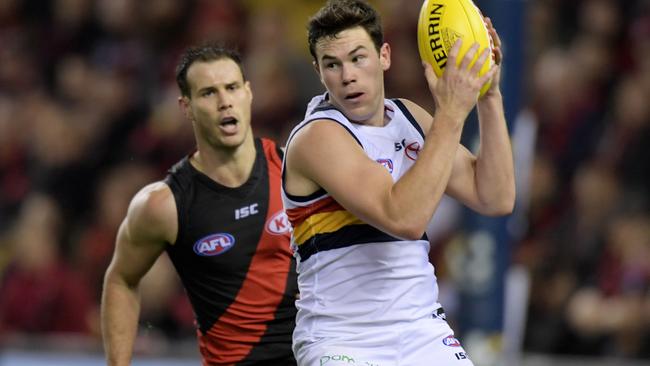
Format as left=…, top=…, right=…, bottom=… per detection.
left=518, top=0, right=650, bottom=359
left=0, top=0, right=648, bottom=361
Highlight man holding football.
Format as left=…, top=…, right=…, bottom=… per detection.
left=281, top=0, right=514, bottom=365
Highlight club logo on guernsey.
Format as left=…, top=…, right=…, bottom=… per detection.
left=442, top=335, right=462, bottom=347
left=395, top=139, right=421, bottom=161
left=193, top=233, right=235, bottom=256
left=376, top=158, right=394, bottom=173
left=405, top=141, right=421, bottom=161
left=266, top=211, right=291, bottom=236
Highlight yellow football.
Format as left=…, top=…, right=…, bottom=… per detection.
left=417, top=0, right=493, bottom=96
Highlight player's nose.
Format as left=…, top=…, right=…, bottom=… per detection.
left=217, top=91, right=233, bottom=110
left=341, top=64, right=356, bottom=85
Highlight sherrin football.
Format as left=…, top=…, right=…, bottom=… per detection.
left=417, top=0, right=493, bottom=96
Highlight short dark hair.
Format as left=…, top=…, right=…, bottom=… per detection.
left=307, top=0, right=384, bottom=63
left=175, top=44, right=244, bottom=98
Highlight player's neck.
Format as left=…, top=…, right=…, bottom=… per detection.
left=349, top=103, right=391, bottom=127
left=191, top=137, right=256, bottom=188
left=338, top=93, right=389, bottom=127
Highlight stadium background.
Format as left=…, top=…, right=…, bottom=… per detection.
left=0, top=0, right=648, bottom=365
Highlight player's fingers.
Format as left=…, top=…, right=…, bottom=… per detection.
left=484, top=17, right=493, bottom=30
left=422, top=60, right=438, bottom=90
left=484, top=17, right=495, bottom=45
left=446, top=38, right=462, bottom=71
left=483, top=17, right=503, bottom=65
left=459, top=42, right=480, bottom=71
left=479, top=64, right=498, bottom=86
left=470, top=47, right=491, bottom=75
left=486, top=18, right=502, bottom=48
left=491, top=29, right=501, bottom=46
left=492, top=46, right=502, bottom=66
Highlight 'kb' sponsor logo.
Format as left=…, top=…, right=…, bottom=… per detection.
left=266, top=211, right=291, bottom=236
left=193, top=233, right=235, bottom=256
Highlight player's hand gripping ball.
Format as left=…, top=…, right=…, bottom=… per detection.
left=417, top=0, right=493, bottom=96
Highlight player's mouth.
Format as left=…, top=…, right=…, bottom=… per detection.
left=344, top=92, right=364, bottom=102
left=219, top=116, right=239, bottom=134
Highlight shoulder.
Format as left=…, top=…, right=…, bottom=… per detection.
left=286, top=119, right=365, bottom=173
left=125, top=181, right=177, bottom=244
left=395, top=98, right=434, bottom=131
left=394, top=98, right=420, bottom=111
left=290, top=119, right=360, bottom=151
left=283, top=118, right=376, bottom=197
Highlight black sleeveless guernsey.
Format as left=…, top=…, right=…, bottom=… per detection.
left=164, top=138, right=297, bottom=365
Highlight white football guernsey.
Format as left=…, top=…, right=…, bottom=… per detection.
left=282, top=94, right=472, bottom=366
left=282, top=94, right=473, bottom=366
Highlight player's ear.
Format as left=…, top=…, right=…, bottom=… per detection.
left=178, top=96, right=193, bottom=121
left=379, top=43, right=391, bottom=71
left=244, top=80, right=253, bottom=101
left=313, top=60, right=324, bottom=85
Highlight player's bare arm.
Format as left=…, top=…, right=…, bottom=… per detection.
left=404, top=96, right=514, bottom=216
left=473, top=91, right=515, bottom=215
left=286, top=119, right=442, bottom=240
left=403, top=37, right=514, bottom=216
left=101, top=182, right=177, bottom=366
left=466, top=21, right=515, bottom=215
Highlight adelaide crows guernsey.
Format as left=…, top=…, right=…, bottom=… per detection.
left=165, top=138, right=297, bottom=365
left=282, top=94, right=442, bottom=347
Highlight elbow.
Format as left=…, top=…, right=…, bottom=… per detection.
left=399, top=229, right=427, bottom=241
left=486, top=203, right=514, bottom=217
left=393, top=229, right=425, bottom=241
left=103, top=265, right=139, bottom=291
left=479, top=183, right=516, bottom=217
left=502, top=186, right=517, bottom=215
left=387, top=220, right=428, bottom=241
left=103, top=269, right=122, bottom=293
left=483, top=195, right=515, bottom=217
left=374, top=205, right=430, bottom=240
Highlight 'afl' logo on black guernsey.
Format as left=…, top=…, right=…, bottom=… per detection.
left=193, top=233, right=235, bottom=256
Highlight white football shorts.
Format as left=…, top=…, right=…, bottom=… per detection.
left=295, top=310, right=475, bottom=366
